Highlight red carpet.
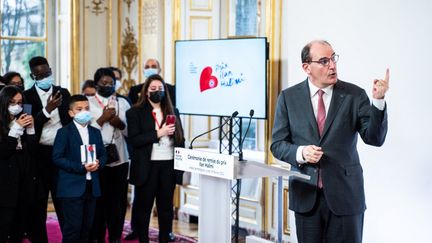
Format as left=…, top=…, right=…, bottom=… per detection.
left=29, top=215, right=197, bottom=243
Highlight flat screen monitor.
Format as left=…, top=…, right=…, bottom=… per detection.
left=175, top=37, right=268, bottom=119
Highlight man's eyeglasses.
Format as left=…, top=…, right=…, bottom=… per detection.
left=309, top=54, right=339, bottom=66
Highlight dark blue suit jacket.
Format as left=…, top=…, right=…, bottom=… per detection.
left=271, top=80, right=388, bottom=216
left=52, top=122, right=106, bottom=198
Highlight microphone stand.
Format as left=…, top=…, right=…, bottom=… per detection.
left=238, top=110, right=254, bottom=161
left=189, top=111, right=238, bottom=149
left=233, top=110, right=254, bottom=243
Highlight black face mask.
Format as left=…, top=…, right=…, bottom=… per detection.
left=16, top=85, right=24, bottom=91
left=149, top=91, right=165, bottom=103
left=98, top=86, right=115, bottom=97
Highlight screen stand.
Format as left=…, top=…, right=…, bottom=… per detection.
left=219, top=116, right=244, bottom=243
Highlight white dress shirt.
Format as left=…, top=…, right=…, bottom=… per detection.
left=73, top=120, right=92, bottom=180
left=88, top=93, right=130, bottom=167
left=150, top=108, right=174, bottom=161
left=36, top=85, right=62, bottom=145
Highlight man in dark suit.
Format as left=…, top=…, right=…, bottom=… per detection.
left=271, top=40, right=389, bottom=243
left=23, top=56, right=72, bottom=242
left=128, top=58, right=175, bottom=105
left=53, top=94, right=106, bottom=243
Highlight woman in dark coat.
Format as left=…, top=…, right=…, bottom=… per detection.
left=0, top=86, right=37, bottom=242
left=126, top=74, right=184, bottom=243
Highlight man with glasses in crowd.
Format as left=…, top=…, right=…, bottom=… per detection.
left=271, top=40, right=389, bottom=243
left=128, top=58, right=175, bottom=105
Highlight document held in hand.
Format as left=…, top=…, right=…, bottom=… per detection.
left=81, top=144, right=97, bottom=164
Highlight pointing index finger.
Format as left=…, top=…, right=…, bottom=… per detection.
left=384, top=68, right=390, bottom=83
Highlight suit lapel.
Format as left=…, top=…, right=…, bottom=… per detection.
left=88, top=127, right=96, bottom=145
left=142, top=103, right=155, bottom=127
left=297, top=81, right=320, bottom=140
left=320, top=81, right=346, bottom=141
left=29, top=86, right=43, bottom=113
left=69, top=123, right=84, bottom=145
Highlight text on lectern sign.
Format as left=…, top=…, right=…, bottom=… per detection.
left=174, top=148, right=235, bottom=180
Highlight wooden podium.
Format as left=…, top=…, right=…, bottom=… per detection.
left=174, top=148, right=309, bottom=243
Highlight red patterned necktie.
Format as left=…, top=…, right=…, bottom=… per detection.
left=317, top=89, right=326, bottom=188
left=317, top=89, right=326, bottom=137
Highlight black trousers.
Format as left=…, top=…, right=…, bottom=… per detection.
left=0, top=207, right=15, bottom=243
left=295, top=189, right=364, bottom=243
left=59, top=181, right=96, bottom=243
left=27, top=145, right=64, bottom=243
left=90, top=163, right=129, bottom=241
left=135, top=160, right=176, bottom=243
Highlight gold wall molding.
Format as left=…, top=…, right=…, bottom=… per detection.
left=85, top=0, right=108, bottom=16
left=271, top=182, right=275, bottom=229
left=189, top=16, right=212, bottom=39
left=117, top=0, right=122, bottom=71
left=124, top=0, right=134, bottom=12
left=108, top=0, right=112, bottom=66
left=190, top=0, right=213, bottom=11
left=263, top=0, right=283, bottom=234
left=83, top=0, right=112, bottom=81
left=172, top=0, right=181, bottom=83
left=239, top=203, right=259, bottom=225
left=119, top=17, right=138, bottom=95
left=143, top=0, right=158, bottom=34
left=0, top=36, right=46, bottom=41
left=71, top=0, right=80, bottom=94
left=137, top=0, right=142, bottom=84
left=283, top=187, right=290, bottom=235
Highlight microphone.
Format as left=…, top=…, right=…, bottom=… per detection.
left=238, top=109, right=254, bottom=161
left=189, top=111, right=239, bottom=149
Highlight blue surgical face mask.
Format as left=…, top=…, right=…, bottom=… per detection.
left=115, top=80, right=122, bottom=91
left=74, top=110, right=92, bottom=125
left=144, top=68, right=159, bottom=78
left=36, top=75, right=54, bottom=90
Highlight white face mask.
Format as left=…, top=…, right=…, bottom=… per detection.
left=8, top=104, right=23, bottom=116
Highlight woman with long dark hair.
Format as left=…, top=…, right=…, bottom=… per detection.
left=126, top=74, right=185, bottom=243
left=0, top=86, right=36, bottom=242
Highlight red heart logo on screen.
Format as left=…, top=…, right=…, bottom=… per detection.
left=200, top=66, right=218, bottom=92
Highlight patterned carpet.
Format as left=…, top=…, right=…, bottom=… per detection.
left=36, top=215, right=198, bottom=243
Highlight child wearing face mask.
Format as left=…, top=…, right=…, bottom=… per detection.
left=0, top=86, right=37, bottom=242
left=52, top=95, right=106, bottom=243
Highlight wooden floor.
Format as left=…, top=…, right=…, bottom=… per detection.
left=133, top=208, right=198, bottom=240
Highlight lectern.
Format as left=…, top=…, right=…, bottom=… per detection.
left=174, top=148, right=310, bottom=243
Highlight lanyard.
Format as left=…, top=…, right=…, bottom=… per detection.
left=94, top=95, right=106, bottom=109
left=151, top=111, right=161, bottom=129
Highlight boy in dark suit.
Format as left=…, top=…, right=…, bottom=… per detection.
left=53, top=95, right=106, bottom=243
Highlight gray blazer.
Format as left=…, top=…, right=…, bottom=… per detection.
left=271, top=79, right=388, bottom=216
